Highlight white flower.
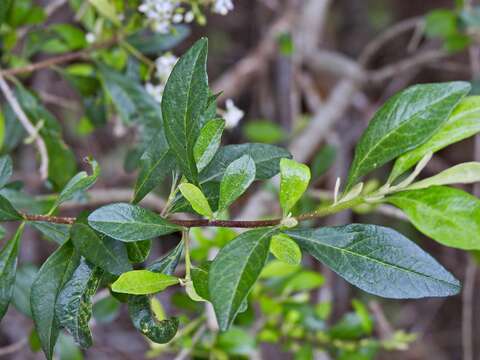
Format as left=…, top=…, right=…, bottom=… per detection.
left=184, top=11, right=194, bottom=23
left=85, top=32, right=96, bottom=44
left=223, top=99, right=244, bottom=129
left=138, top=0, right=180, bottom=33
left=155, top=53, right=178, bottom=82
left=145, top=82, right=165, bottom=103
left=172, top=13, right=183, bottom=23
left=212, top=0, right=234, bottom=15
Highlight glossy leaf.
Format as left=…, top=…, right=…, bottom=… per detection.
left=388, top=186, right=480, bottom=249
left=54, top=158, right=99, bottom=208
left=218, top=155, right=256, bottom=211
left=147, top=241, right=184, bottom=274
left=191, top=262, right=211, bottom=301
left=179, top=183, right=213, bottom=218
left=346, top=82, right=470, bottom=189
left=406, top=162, right=480, bottom=190
left=0, top=155, right=12, bottom=189
left=0, top=224, right=23, bottom=321
left=162, top=38, right=209, bottom=183
left=70, top=222, right=132, bottom=275
left=0, top=195, right=22, bottom=220
left=390, top=96, right=480, bottom=181
left=194, top=118, right=225, bottom=171
left=31, top=222, right=69, bottom=244
left=88, top=203, right=180, bottom=242
left=285, top=224, right=460, bottom=298
left=31, top=241, right=80, bottom=359
left=270, top=234, right=302, bottom=265
left=210, top=228, right=275, bottom=331
left=12, top=264, right=37, bottom=316
left=200, top=143, right=291, bottom=183
left=133, top=133, right=176, bottom=204
left=127, top=25, right=190, bottom=55
left=127, top=295, right=179, bottom=344
left=279, top=158, right=311, bottom=215
left=112, top=270, right=179, bottom=295
left=126, top=240, right=152, bottom=263
left=55, top=258, right=103, bottom=348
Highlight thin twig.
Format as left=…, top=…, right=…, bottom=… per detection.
left=173, top=324, right=207, bottom=360
left=462, top=257, right=476, bottom=360
left=0, top=73, right=49, bottom=180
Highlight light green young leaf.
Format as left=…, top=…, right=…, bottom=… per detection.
left=70, top=222, right=132, bottom=275
left=178, top=183, right=213, bottom=218
left=55, top=259, right=103, bottom=348
left=88, top=203, right=180, bottom=242
left=209, top=228, right=276, bottom=331
left=388, top=186, right=480, bottom=250
left=406, top=162, right=480, bottom=190
left=112, top=270, right=179, bottom=295
left=162, top=38, right=209, bottom=184
left=218, top=155, right=256, bottom=211
left=279, top=158, right=311, bottom=215
left=54, top=158, right=99, bottom=208
left=390, top=96, right=480, bottom=182
left=283, top=271, right=324, bottom=293
left=194, top=118, right=225, bottom=171
left=346, top=82, right=470, bottom=190
left=31, top=241, right=80, bottom=360
left=270, top=234, right=302, bottom=265
left=285, top=224, right=460, bottom=298
left=87, top=0, right=120, bottom=25
left=0, top=224, right=23, bottom=321
left=0, top=195, right=22, bottom=221
left=0, top=155, right=12, bottom=189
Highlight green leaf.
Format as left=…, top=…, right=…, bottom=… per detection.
left=388, top=186, right=480, bottom=250
left=31, top=241, right=80, bottom=360
left=70, top=222, right=132, bottom=275
left=0, top=155, right=12, bottom=189
left=126, top=240, right=152, bottom=263
left=200, top=143, right=291, bottom=183
left=311, top=144, right=337, bottom=180
left=112, top=270, right=179, bottom=295
left=270, top=234, right=302, bottom=265
left=147, top=241, right=184, bottom=274
left=162, top=38, right=209, bottom=183
left=194, top=118, right=225, bottom=171
left=92, top=295, right=120, bottom=324
left=346, top=82, right=470, bottom=189
left=0, top=194, right=22, bottom=220
left=88, top=203, right=180, bottom=242
left=179, top=183, right=213, bottom=218
left=54, top=158, right=99, bottom=208
left=243, top=120, right=286, bottom=144
left=31, top=222, right=70, bottom=244
left=0, top=224, right=23, bottom=321
left=55, top=258, right=103, bottom=348
left=285, top=224, right=460, bottom=298
left=133, top=134, right=176, bottom=204
left=390, top=96, right=480, bottom=182
left=127, top=25, right=190, bottom=55
left=406, top=162, right=480, bottom=190
left=87, top=0, right=119, bottom=25
left=0, top=0, right=13, bottom=25
left=279, top=158, right=311, bottom=215
left=191, top=262, right=211, bottom=301
left=425, top=9, right=458, bottom=38
left=283, top=270, right=324, bottom=293
left=218, top=155, right=256, bottom=211
left=127, top=295, right=179, bottom=344
left=12, top=264, right=37, bottom=316
left=210, top=228, right=275, bottom=331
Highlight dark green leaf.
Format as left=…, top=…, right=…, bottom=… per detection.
left=55, top=258, right=103, bottom=348
left=218, top=155, right=256, bottom=211
left=285, top=224, right=460, bottom=298
left=0, top=194, right=22, bottom=220
left=162, top=38, right=209, bottom=183
left=0, top=0, right=13, bottom=25
left=92, top=295, right=120, bottom=324
left=191, top=262, right=211, bottom=301
left=311, top=144, right=337, bottom=180
left=12, top=263, right=37, bottom=316
left=388, top=186, right=480, bottom=250
left=88, top=203, right=180, bottom=242
left=210, top=228, right=275, bottom=331
left=127, top=25, right=190, bottom=55
left=0, top=224, right=23, bottom=321
left=31, top=222, right=70, bottom=244
left=31, top=241, right=80, bottom=359
left=126, top=240, right=152, bottom=263
left=390, top=96, right=480, bottom=182
left=346, top=82, right=470, bottom=189
left=200, top=143, right=291, bottom=183
left=71, top=222, right=132, bottom=275
left=147, top=240, right=183, bottom=274
left=0, top=155, right=12, bottom=189
left=127, top=295, right=179, bottom=343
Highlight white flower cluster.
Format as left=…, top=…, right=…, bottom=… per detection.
left=138, top=0, right=235, bottom=33
left=138, top=0, right=194, bottom=33
left=223, top=99, right=244, bottom=129
left=145, top=53, right=178, bottom=102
